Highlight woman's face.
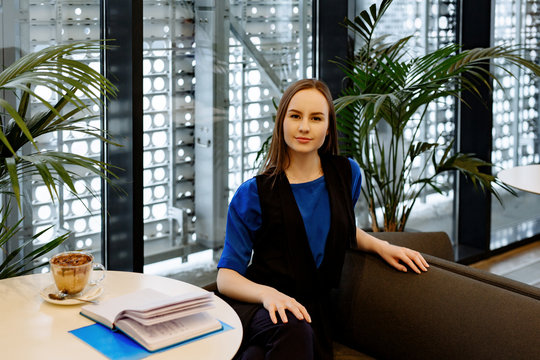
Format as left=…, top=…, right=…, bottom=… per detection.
left=283, top=88, right=329, bottom=158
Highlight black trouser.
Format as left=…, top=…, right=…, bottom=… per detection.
left=236, top=307, right=315, bottom=360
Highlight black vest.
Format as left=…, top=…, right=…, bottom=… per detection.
left=220, top=154, right=357, bottom=359
left=247, top=154, right=356, bottom=303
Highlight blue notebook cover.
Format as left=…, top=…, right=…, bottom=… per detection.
left=70, top=321, right=233, bottom=360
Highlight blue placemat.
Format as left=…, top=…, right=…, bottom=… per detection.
left=70, top=321, right=233, bottom=360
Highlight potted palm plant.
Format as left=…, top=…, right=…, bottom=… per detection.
left=0, top=41, right=118, bottom=278
left=335, top=0, right=540, bottom=232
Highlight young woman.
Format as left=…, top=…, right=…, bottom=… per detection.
left=217, top=79, right=429, bottom=360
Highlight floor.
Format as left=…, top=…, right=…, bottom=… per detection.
left=470, top=240, right=540, bottom=288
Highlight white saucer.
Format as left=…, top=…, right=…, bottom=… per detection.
left=40, top=284, right=103, bottom=305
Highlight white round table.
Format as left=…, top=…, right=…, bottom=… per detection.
left=497, top=164, right=540, bottom=195
left=0, top=271, right=242, bottom=359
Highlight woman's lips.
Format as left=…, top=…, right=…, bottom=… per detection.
left=295, top=137, right=311, bottom=144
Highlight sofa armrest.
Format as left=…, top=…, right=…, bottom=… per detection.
left=368, top=231, right=454, bottom=261
left=333, top=241, right=540, bottom=359
left=203, top=282, right=218, bottom=292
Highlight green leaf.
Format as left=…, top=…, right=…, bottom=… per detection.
left=342, top=17, right=368, bottom=40
left=17, top=84, right=31, bottom=119
left=48, top=160, right=77, bottom=193
left=0, top=211, right=24, bottom=251
left=410, top=142, right=438, bottom=161
left=4, top=158, right=21, bottom=209
left=1, top=232, right=70, bottom=278
left=33, top=159, right=58, bottom=199
left=0, top=100, right=25, bottom=155
left=360, top=11, right=373, bottom=28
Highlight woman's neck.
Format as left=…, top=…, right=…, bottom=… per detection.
left=284, top=153, right=323, bottom=184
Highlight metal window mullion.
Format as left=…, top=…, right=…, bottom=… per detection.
left=167, top=0, right=176, bottom=247
left=420, top=1, right=430, bottom=204
left=512, top=0, right=524, bottom=165
left=102, top=0, right=144, bottom=271
left=299, top=0, right=308, bottom=78
left=194, top=0, right=229, bottom=248
left=534, top=0, right=540, bottom=162
left=240, top=48, right=246, bottom=182
left=456, top=0, right=494, bottom=255
left=239, top=9, right=246, bottom=183
left=56, top=2, right=62, bottom=43
left=56, top=2, right=65, bottom=231
left=423, top=0, right=430, bottom=54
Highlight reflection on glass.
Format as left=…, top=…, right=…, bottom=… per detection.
left=490, top=0, right=540, bottom=249
left=1, top=1, right=104, bottom=267
left=355, top=0, right=458, bottom=240
left=142, top=1, right=313, bottom=283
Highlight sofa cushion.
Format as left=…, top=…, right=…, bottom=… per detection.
left=333, top=249, right=540, bottom=359
left=333, top=341, right=374, bottom=359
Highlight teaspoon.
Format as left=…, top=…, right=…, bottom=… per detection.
left=48, top=292, right=98, bottom=304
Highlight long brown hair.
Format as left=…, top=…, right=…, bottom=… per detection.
left=261, top=79, right=339, bottom=177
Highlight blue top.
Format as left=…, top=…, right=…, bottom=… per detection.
left=218, top=158, right=362, bottom=275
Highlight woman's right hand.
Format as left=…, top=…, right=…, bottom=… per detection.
left=217, top=268, right=311, bottom=324
left=260, top=287, right=311, bottom=324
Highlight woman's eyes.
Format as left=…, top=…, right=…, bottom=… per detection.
left=289, top=114, right=323, bottom=121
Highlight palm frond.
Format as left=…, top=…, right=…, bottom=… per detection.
left=343, top=0, right=393, bottom=48
left=0, top=203, right=70, bottom=279
left=0, top=41, right=120, bottom=278
left=0, top=40, right=120, bottom=208
left=334, top=0, right=537, bottom=231
left=0, top=41, right=117, bottom=147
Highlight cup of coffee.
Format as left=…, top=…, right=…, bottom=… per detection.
left=49, top=252, right=106, bottom=295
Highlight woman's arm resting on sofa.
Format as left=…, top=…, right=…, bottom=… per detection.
left=355, top=227, right=429, bottom=273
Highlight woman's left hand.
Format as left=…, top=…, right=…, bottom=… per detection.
left=378, top=242, right=429, bottom=274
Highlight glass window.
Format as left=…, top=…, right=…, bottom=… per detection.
left=490, top=0, right=540, bottom=249
left=0, top=0, right=104, bottom=271
left=353, top=0, right=458, bottom=240
left=142, top=0, right=313, bottom=284
left=140, top=0, right=197, bottom=269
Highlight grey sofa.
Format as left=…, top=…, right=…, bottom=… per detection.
left=207, top=232, right=540, bottom=359
left=333, top=232, right=540, bottom=359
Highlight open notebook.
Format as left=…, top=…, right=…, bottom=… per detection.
left=80, top=288, right=222, bottom=351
